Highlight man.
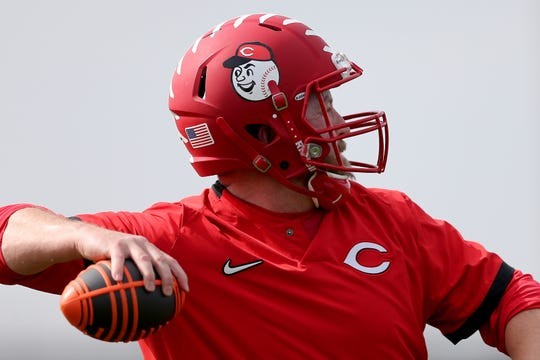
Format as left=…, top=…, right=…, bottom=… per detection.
left=1, top=13, right=539, bottom=359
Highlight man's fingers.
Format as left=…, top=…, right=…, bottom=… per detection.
left=155, top=258, right=190, bottom=295
left=130, top=250, right=156, bottom=292
left=110, top=254, right=126, bottom=282
left=153, top=260, right=175, bottom=296
left=78, top=228, right=186, bottom=295
left=148, top=250, right=190, bottom=295
left=171, top=262, right=190, bottom=293
left=107, top=235, right=188, bottom=295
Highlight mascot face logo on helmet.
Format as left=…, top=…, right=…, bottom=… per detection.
left=223, top=42, right=280, bottom=101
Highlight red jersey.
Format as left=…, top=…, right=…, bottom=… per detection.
left=1, top=182, right=539, bottom=359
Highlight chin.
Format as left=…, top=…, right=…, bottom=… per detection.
left=338, top=170, right=356, bottom=180
left=325, top=156, right=355, bottom=180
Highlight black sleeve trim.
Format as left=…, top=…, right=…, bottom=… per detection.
left=445, top=261, right=515, bottom=344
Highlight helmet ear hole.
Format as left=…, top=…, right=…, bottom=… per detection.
left=245, top=124, right=276, bottom=145
left=197, top=67, right=207, bottom=99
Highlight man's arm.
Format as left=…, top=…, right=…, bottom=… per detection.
left=1, top=207, right=188, bottom=294
left=506, top=309, right=540, bottom=359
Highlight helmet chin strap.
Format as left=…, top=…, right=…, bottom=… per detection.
left=307, top=171, right=352, bottom=209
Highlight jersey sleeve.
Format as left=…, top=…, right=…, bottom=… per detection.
left=399, top=194, right=515, bottom=344
left=480, top=269, right=540, bottom=354
left=76, top=201, right=184, bottom=253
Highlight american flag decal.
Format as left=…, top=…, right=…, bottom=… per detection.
left=184, top=123, right=215, bottom=148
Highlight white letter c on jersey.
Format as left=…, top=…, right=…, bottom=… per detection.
left=344, top=242, right=390, bottom=275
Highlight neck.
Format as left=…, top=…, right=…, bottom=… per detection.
left=218, top=171, right=315, bottom=213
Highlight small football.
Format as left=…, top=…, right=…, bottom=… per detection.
left=60, top=259, right=185, bottom=342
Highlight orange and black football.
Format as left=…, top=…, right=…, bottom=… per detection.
left=60, top=259, right=185, bottom=342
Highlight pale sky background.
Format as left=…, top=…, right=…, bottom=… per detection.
left=0, top=0, right=538, bottom=359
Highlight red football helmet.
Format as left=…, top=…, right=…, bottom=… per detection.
left=169, top=14, right=388, bottom=206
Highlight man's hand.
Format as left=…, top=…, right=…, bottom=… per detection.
left=75, top=223, right=189, bottom=295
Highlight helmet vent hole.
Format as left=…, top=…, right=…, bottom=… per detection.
left=258, top=23, right=282, bottom=32
left=279, top=161, right=289, bottom=170
left=197, top=67, right=207, bottom=99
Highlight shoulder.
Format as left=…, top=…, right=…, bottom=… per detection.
left=144, top=188, right=212, bottom=215
left=349, top=181, right=414, bottom=210
left=345, top=182, right=426, bottom=231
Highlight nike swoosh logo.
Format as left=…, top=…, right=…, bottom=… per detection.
left=223, top=258, right=263, bottom=276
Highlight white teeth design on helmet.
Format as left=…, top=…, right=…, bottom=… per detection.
left=175, top=55, right=184, bottom=76
left=210, top=21, right=225, bottom=37
left=233, top=14, right=250, bottom=28
left=191, top=36, right=202, bottom=53
left=169, top=82, right=175, bottom=99
left=259, top=14, right=277, bottom=24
